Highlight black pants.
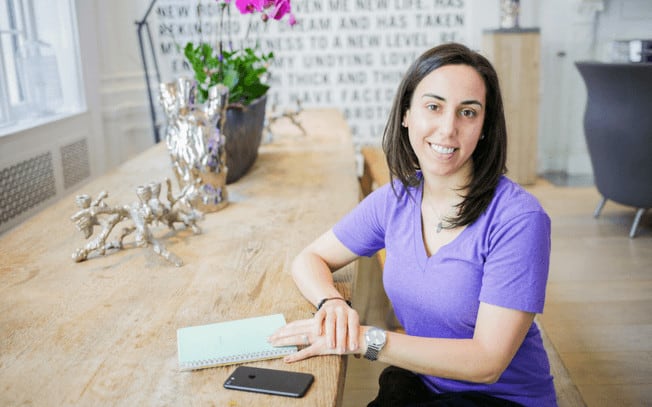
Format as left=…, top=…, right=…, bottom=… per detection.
left=367, top=366, right=524, bottom=407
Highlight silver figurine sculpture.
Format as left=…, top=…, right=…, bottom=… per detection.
left=159, top=77, right=229, bottom=213
left=70, top=178, right=202, bottom=267
left=264, top=99, right=307, bottom=142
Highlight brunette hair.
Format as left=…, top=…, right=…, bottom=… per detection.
left=382, top=42, right=508, bottom=228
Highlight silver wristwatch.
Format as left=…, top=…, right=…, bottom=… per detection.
left=364, top=327, right=386, bottom=361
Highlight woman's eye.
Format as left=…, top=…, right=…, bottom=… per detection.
left=460, top=109, right=476, bottom=118
left=426, top=104, right=440, bottom=111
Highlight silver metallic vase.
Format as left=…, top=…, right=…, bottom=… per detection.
left=159, top=77, right=229, bottom=213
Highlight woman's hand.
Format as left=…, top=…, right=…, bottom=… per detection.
left=269, top=304, right=361, bottom=363
left=319, top=298, right=361, bottom=353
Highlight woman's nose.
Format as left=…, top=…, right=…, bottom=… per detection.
left=437, top=110, right=457, bottom=137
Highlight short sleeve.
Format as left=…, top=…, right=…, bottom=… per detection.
left=479, top=210, right=551, bottom=313
left=332, top=184, right=390, bottom=257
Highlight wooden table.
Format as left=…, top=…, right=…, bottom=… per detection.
left=0, top=109, right=360, bottom=406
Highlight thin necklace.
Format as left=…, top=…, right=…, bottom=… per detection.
left=423, top=196, right=455, bottom=233
left=421, top=186, right=459, bottom=233
left=433, top=209, right=448, bottom=233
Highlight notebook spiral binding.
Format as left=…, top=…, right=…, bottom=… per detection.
left=181, top=348, right=295, bottom=370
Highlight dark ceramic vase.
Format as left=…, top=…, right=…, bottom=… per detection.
left=222, top=94, right=267, bottom=184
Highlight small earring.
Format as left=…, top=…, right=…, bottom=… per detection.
left=401, top=121, right=406, bottom=127
left=480, top=134, right=485, bottom=140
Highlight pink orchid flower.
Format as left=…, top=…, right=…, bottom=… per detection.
left=230, top=0, right=295, bottom=25
left=234, top=0, right=264, bottom=14
left=267, top=0, right=290, bottom=20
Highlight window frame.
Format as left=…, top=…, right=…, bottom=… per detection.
left=0, top=0, right=85, bottom=137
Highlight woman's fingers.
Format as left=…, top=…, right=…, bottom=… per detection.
left=269, top=319, right=313, bottom=343
left=335, top=305, right=348, bottom=353
left=324, top=307, right=337, bottom=349
left=320, top=300, right=356, bottom=351
left=269, top=306, right=361, bottom=362
left=268, top=334, right=304, bottom=347
left=283, top=341, right=322, bottom=363
left=348, top=309, right=360, bottom=351
left=282, top=336, right=348, bottom=363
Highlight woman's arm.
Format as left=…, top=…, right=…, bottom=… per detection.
left=272, top=301, right=533, bottom=384
left=273, top=221, right=540, bottom=383
left=288, top=229, right=362, bottom=353
left=273, top=230, right=534, bottom=382
left=290, top=229, right=358, bottom=306
left=378, top=302, right=534, bottom=383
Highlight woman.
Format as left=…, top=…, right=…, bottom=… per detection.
left=270, top=43, right=556, bottom=406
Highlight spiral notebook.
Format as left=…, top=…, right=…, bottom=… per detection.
left=176, top=313, right=297, bottom=371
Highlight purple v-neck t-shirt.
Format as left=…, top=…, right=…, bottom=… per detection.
left=333, top=175, right=557, bottom=406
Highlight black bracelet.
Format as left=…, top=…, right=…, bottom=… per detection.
left=316, top=297, right=352, bottom=311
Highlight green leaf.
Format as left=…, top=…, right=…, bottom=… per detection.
left=183, top=41, right=271, bottom=105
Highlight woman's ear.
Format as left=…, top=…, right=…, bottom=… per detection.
left=402, top=110, right=410, bottom=127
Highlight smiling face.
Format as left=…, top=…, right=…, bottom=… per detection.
left=403, top=64, right=486, bottom=183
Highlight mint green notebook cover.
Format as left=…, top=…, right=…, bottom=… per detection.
left=176, top=313, right=297, bottom=371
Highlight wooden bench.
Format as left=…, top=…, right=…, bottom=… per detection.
left=358, top=145, right=586, bottom=407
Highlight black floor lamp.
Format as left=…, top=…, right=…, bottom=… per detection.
left=136, top=0, right=162, bottom=143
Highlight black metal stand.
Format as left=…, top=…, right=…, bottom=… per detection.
left=136, top=0, right=162, bottom=143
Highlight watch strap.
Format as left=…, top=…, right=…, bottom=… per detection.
left=365, top=344, right=381, bottom=361
left=364, top=327, right=386, bottom=361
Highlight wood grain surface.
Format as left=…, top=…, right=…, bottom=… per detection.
left=0, top=109, right=359, bottom=406
left=483, top=31, right=540, bottom=185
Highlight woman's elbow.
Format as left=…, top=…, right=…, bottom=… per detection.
left=474, top=369, right=502, bottom=384
left=465, top=361, right=508, bottom=384
left=290, top=252, right=310, bottom=281
left=290, top=254, right=302, bottom=275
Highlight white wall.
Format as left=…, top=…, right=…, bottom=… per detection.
left=96, top=0, right=158, bottom=170
left=69, top=0, right=652, bottom=181
left=537, top=0, right=652, bottom=176
left=2, top=0, right=652, bottom=233
left=154, top=0, right=474, bottom=147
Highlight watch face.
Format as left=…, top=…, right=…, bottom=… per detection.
left=366, top=328, right=386, bottom=346
left=364, top=327, right=386, bottom=361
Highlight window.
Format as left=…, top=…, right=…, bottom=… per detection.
left=0, top=0, right=85, bottom=136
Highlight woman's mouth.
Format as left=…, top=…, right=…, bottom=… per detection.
left=430, top=143, right=456, bottom=154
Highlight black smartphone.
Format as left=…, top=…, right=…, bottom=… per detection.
left=223, top=366, right=314, bottom=398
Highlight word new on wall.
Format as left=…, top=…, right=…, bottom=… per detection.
left=154, top=0, right=470, bottom=145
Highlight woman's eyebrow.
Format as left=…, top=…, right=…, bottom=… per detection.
left=422, top=93, right=445, bottom=102
left=461, top=99, right=483, bottom=108
left=422, top=93, right=483, bottom=108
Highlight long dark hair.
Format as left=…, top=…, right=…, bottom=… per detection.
left=382, top=42, right=508, bottom=228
